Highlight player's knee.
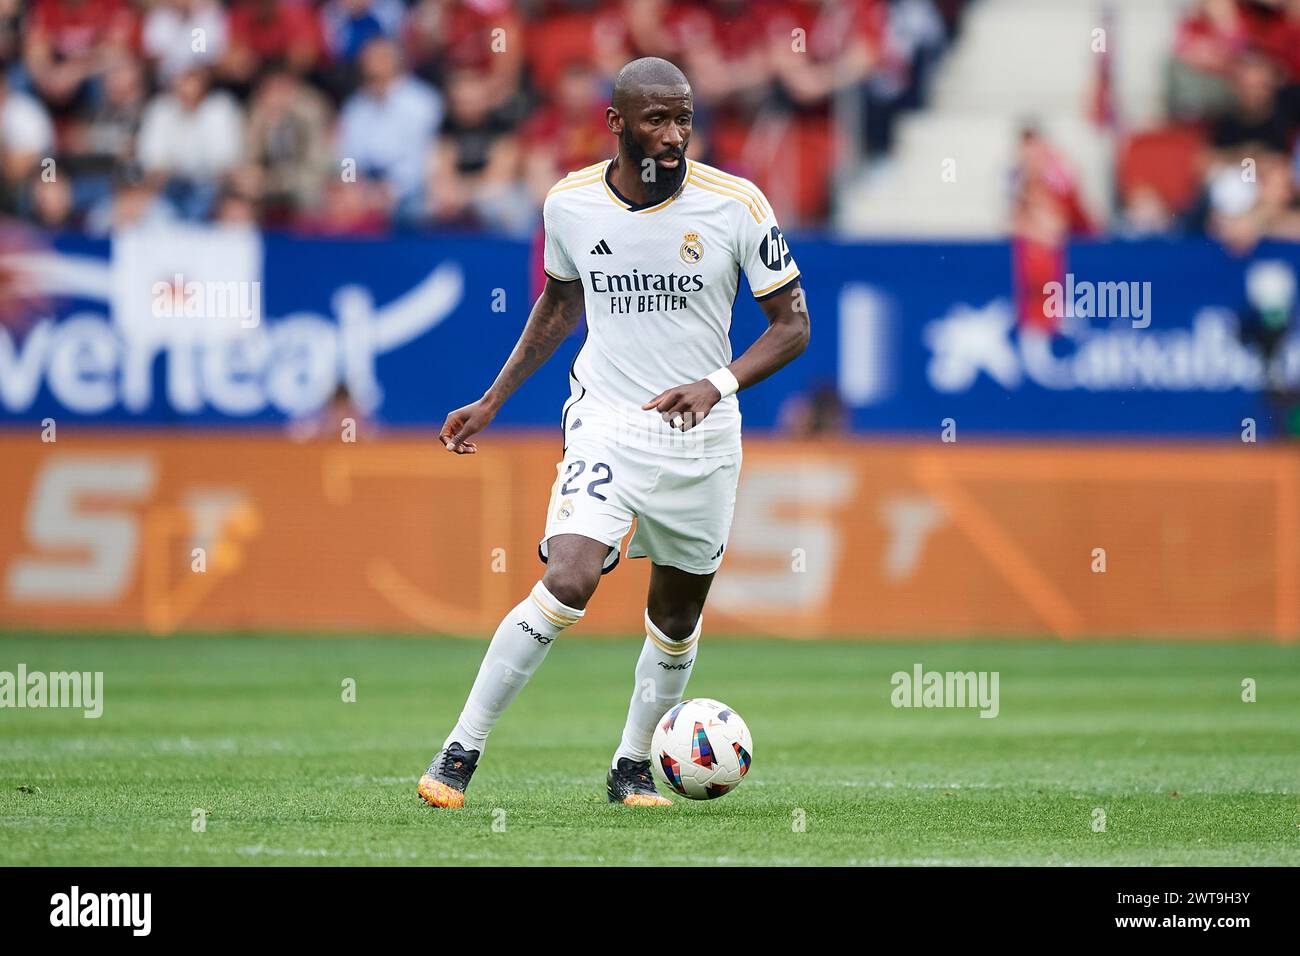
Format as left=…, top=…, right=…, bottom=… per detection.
left=650, top=610, right=700, bottom=643
left=542, top=566, right=600, bottom=611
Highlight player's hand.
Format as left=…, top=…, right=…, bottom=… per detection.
left=439, top=398, right=496, bottom=454
left=641, top=380, right=722, bottom=431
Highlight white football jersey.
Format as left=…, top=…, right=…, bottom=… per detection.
left=542, top=158, right=799, bottom=458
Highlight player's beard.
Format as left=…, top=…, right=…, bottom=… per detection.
left=621, top=127, right=688, bottom=205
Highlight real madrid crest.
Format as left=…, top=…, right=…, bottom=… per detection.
left=556, top=497, right=574, bottom=521
left=679, top=232, right=704, bottom=264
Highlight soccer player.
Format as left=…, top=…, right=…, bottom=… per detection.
left=418, top=57, right=808, bottom=808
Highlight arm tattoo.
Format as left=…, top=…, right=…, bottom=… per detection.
left=485, top=280, right=583, bottom=405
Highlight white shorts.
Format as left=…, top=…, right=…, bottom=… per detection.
left=538, top=434, right=742, bottom=577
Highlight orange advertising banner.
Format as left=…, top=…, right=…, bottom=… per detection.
left=0, top=432, right=1295, bottom=640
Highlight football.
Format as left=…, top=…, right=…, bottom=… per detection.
left=651, top=698, right=753, bottom=800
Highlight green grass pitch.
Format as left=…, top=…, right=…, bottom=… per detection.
left=1, top=634, right=1297, bottom=866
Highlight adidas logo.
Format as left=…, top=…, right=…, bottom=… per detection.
left=590, top=239, right=613, bottom=255
left=711, top=543, right=725, bottom=560
left=570, top=417, right=582, bottom=430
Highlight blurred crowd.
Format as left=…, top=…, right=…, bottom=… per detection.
left=1122, top=0, right=1300, bottom=251
left=0, top=0, right=967, bottom=237
left=1013, top=0, right=1300, bottom=261
left=1005, top=0, right=1300, bottom=332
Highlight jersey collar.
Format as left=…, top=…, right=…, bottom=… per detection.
left=602, top=158, right=690, bottom=214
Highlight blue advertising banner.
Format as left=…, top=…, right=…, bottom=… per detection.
left=2, top=227, right=1297, bottom=436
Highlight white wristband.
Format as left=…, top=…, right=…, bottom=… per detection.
left=705, top=367, right=739, bottom=399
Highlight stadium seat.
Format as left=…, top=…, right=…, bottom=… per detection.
left=1116, top=123, right=1208, bottom=216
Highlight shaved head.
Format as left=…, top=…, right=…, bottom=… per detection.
left=612, top=57, right=690, bottom=113
left=606, top=57, right=693, bottom=205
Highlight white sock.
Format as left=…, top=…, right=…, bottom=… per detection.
left=612, top=609, right=701, bottom=767
left=443, top=581, right=584, bottom=753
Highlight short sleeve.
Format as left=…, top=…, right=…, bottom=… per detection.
left=739, top=188, right=800, bottom=301
left=542, top=193, right=580, bottom=282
